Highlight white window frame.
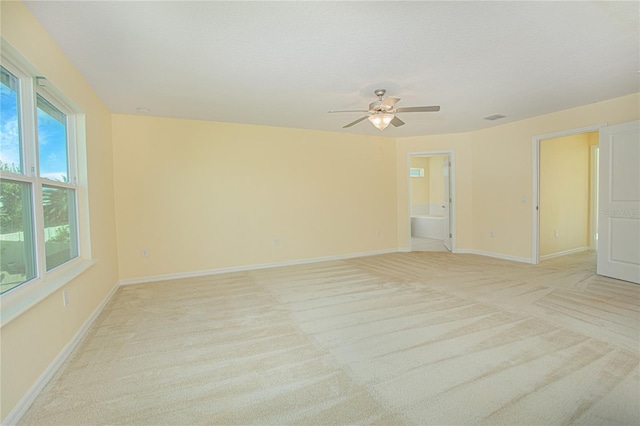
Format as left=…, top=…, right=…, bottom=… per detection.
left=35, top=86, right=80, bottom=271
left=1, top=41, right=94, bottom=326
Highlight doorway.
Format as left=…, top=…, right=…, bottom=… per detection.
left=532, top=124, right=604, bottom=263
left=408, top=151, right=455, bottom=252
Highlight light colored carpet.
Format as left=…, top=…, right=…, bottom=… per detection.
left=411, top=237, right=448, bottom=252
left=19, top=251, right=640, bottom=425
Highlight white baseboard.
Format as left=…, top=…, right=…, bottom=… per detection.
left=2, top=282, right=119, bottom=426
left=454, top=249, right=535, bottom=264
left=540, top=246, right=590, bottom=261
left=119, top=248, right=399, bottom=286
left=120, top=247, right=541, bottom=287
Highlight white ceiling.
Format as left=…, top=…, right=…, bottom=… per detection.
left=23, top=1, right=640, bottom=137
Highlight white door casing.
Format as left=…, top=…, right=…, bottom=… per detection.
left=443, top=156, right=452, bottom=251
left=589, top=146, right=599, bottom=250
left=597, top=120, right=640, bottom=284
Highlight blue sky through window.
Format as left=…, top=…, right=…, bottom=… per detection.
left=0, top=68, right=22, bottom=173
left=37, top=96, right=68, bottom=182
left=1, top=70, right=68, bottom=181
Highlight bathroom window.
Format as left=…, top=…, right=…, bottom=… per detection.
left=410, top=168, right=425, bottom=177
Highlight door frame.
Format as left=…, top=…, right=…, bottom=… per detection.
left=531, top=123, right=606, bottom=264
left=589, top=145, right=599, bottom=250
left=407, top=150, right=456, bottom=252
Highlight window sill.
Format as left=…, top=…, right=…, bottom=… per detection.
left=0, top=258, right=98, bottom=327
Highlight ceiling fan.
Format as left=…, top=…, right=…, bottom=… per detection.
left=329, top=89, right=440, bottom=131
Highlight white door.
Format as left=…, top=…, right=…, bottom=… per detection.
left=443, top=156, right=452, bottom=251
left=597, top=120, right=640, bottom=284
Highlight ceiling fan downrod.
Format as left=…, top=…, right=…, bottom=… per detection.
left=374, top=89, right=386, bottom=100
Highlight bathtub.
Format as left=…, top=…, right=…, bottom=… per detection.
left=411, top=215, right=444, bottom=240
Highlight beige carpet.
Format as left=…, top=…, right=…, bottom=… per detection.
left=19, top=251, right=640, bottom=425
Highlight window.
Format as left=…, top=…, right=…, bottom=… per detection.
left=0, top=66, right=23, bottom=173
left=0, top=46, right=89, bottom=310
left=410, top=168, right=425, bottom=178
left=0, top=179, right=36, bottom=290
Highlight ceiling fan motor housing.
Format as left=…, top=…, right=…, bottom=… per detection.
left=370, top=89, right=389, bottom=111
left=369, top=100, right=384, bottom=111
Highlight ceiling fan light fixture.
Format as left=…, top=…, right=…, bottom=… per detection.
left=369, top=113, right=394, bottom=131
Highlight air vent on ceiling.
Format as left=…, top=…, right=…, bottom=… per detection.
left=483, top=114, right=506, bottom=121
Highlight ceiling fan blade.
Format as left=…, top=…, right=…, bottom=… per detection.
left=328, top=110, right=368, bottom=113
left=343, top=116, right=369, bottom=128
left=380, top=96, right=401, bottom=110
left=390, top=116, right=405, bottom=127
left=394, top=106, right=440, bottom=113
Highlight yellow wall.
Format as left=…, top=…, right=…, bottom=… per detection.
left=112, top=115, right=398, bottom=280
left=469, top=95, right=638, bottom=259
left=409, top=155, right=446, bottom=212
left=1, top=1, right=120, bottom=421
left=395, top=93, right=640, bottom=256
left=428, top=155, right=446, bottom=205
left=540, top=133, right=592, bottom=256
left=409, top=157, right=429, bottom=205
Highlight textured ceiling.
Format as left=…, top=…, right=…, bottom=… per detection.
left=23, top=1, right=640, bottom=137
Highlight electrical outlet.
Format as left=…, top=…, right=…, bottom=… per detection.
left=489, top=230, right=495, bottom=238
left=555, top=229, right=559, bottom=238
left=62, top=290, right=69, bottom=307
left=274, top=239, right=280, bottom=247
left=376, top=230, right=381, bottom=237
left=141, top=249, right=149, bottom=257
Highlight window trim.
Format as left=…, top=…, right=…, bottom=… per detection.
left=35, top=87, right=80, bottom=275
left=1, top=39, right=94, bottom=326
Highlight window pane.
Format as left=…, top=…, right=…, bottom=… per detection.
left=37, top=95, right=68, bottom=182
left=0, top=179, right=36, bottom=293
left=0, top=66, right=22, bottom=174
left=43, top=185, right=78, bottom=270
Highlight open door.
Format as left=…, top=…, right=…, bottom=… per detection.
left=443, top=156, right=452, bottom=251
left=597, top=120, right=640, bottom=284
